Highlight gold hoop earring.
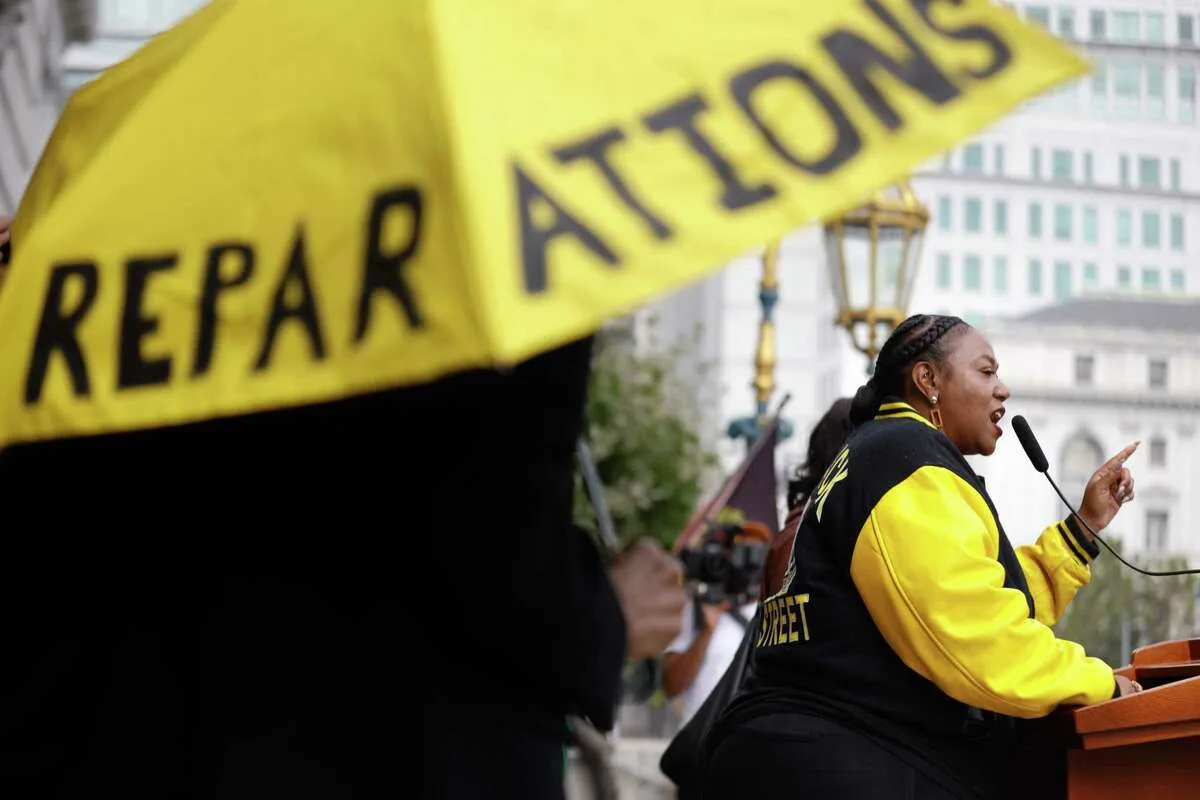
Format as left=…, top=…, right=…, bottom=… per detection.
left=929, top=394, right=943, bottom=430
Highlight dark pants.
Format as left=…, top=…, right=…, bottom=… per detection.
left=704, top=713, right=965, bottom=800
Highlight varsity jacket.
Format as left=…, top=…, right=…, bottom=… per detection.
left=719, top=401, right=1114, bottom=799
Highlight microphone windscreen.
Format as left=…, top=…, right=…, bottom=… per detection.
left=1012, top=415, right=1049, bottom=473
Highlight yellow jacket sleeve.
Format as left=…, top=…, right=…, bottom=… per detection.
left=1016, top=517, right=1096, bottom=628
left=850, top=465, right=1116, bottom=719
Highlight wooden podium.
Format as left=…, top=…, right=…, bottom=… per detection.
left=1012, top=639, right=1200, bottom=800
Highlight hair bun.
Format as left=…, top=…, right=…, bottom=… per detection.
left=849, top=382, right=880, bottom=428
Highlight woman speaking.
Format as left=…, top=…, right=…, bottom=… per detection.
left=704, top=314, right=1140, bottom=800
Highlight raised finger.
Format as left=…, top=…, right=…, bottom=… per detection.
left=1097, top=442, right=1139, bottom=476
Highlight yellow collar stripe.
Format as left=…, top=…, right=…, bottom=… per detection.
left=874, top=402, right=936, bottom=430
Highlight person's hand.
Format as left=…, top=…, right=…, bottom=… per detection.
left=609, top=538, right=688, bottom=661
left=701, top=601, right=731, bottom=632
left=1114, top=674, right=1143, bottom=697
left=1077, top=442, right=1138, bottom=536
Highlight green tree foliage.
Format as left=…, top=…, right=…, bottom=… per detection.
left=573, top=328, right=718, bottom=551
left=1055, top=535, right=1197, bottom=667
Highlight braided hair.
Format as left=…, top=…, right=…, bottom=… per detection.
left=848, top=314, right=968, bottom=428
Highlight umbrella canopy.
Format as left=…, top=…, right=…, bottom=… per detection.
left=0, top=0, right=1085, bottom=448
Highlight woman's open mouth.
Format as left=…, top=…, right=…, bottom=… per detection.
left=990, top=407, right=1005, bottom=437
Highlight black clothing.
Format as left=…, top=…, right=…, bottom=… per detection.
left=0, top=336, right=623, bottom=798
left=706, top=402, right=1106, bottom=800
left=706, top=713, right=964, bottom=800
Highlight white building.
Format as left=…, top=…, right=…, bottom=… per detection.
left=641, top=228, right=845, bottom=486
left=913, top=2, right=1200, bottom=322
left=975, top=296, right=1200, bottom=565
left=59, top=0, right=204, bottom=92
left=0, top=0, right=82, bottom=215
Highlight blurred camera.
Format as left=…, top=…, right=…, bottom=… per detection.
left=680, top=520, right=769, bottom=606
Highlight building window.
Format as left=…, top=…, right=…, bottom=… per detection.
left=1074, top=354, right=1094, bottom=386
left=1083, top=262, right=1098, bottom=289
left=1170, top=213, right=1185, bottom=250
left=1145, top=510, right=1169, bottom=553
left=1119, top=154, right=1131, bottom=186
left=1057, top=7, right=1074, bottom=37
left=1082, top=207, right=1097, bottom=244
left=1029, top=202, right=1043, bottom=238
left=994, top=256, right=1008, bottom=293
left=1114, top=63, right=1139, bottom=116
left=1054, top=260, right=1072, bottom=299
left=1083, top=151, right=1094, bottom=183
left=1090, top=61, right=1108, bottom=112
left=1142, top=267, right=1162, bottom=292
left=1028, top=259, right=1043, bottom=295
left=1149, top=359, right=1168, bottom=390
left=938, top=196, right=952, bottom=231
left=1113, top=11, right=1139, bottom=43
left=1117, top=208, right=1132, bottom=245
left=964, top=198, right=983, bottom=233
left=1139, top=157, right=1161, bottom=188
left=963, top=144, right=984, bottom=173
left=1181, top=66, right=1197, bottom=123
left=1142, top=212, right=1161, bottom=248
left=964, top=255, right=982, bottom=291
left=1170, top=158, right=1182, bottom=192
left=994, top=199, right=1008, bottom=235
left=1118, top=265, right=1132, bottom=288
left=1026, top=6, right=1050, bottom=28
left=1146, top=12, right=1165, bottom=44
left=1146, top=64, right=1166, bottom=120
left=1090, top=9, right=1106, bottom=39
left=1181, top=14, right=1196, bottom=45
left=1031, top=147, right=1042, bottom=180
left=937, top=253, right=952, bottom=289
left=1149, top=437, right=1167, bottom=467
left=1053, top=204, right=1072, bottom=240
left=994, top=144, right=1006, bottom=175
left=1170, top=269, right=1185, bottom=292
left=1051, top=149, right=1073, bottom=182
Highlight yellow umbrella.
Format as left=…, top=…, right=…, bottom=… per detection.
left=0, top=0, right=1085, bottom=449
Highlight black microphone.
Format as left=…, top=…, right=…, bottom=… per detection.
left=1011, top=415, right=1200, bottom=577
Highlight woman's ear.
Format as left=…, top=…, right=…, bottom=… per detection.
left=910, top=360, right=938, bottom=403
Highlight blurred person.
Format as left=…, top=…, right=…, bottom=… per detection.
left=662, top=522, right=770, bottom=726
left=763, top=397, right=854, bottom=598
left=703, top=314, right=1141, bottom=800
left=0, top=334, right=686, bottom=799
left=659, top=399, right=854, bottom=800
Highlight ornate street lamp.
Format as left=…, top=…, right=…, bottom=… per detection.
left=727, top=241, right=793, bottom=449
left=823, top=181, right=930, bottom=370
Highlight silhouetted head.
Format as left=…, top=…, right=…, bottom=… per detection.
left=787, top=397, right=853, bottom=509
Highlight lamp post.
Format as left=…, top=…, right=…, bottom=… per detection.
left=823, top=181, right=930, bottom=371
left=727, top=241, right=794, bottom=448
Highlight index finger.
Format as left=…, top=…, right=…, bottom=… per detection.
left=1098, top=442, right=1139, bottom=474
